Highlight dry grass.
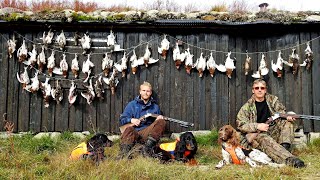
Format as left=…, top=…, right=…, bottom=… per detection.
left=210, top=2, right=228, bottom=12
left=0, top=0, right=28, bottom=10
left=229, top=0, right=249, bottom=14
left=0, top=131, right=319, bottom=179
left=0, top=0, right=99, bottom=12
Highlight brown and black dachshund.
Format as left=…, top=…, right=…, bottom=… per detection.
left=154, top=132, right=198, bottom=164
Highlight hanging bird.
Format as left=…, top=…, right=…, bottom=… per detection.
left=43, top=29, right=54, bottom=45
left=158, top=35, right=170, bottom=59
left=107, top=30, right=116, bottom=47
left=7, top=35, right=16, bottom=59
left=287, top=49, right=300, bottom=75
left=244, top=52, right=251, bottom=76
left=80, top=32, right=91, bottom=54
left=114, top=51, right=128, bottom=77
left=40, top=77, right=51, bottom=108
left=68, top=81, right=77, bottom=106
left=172, top=42, right=186, bottom=69
left=16, top=66, right=30, bottom=89
left=81, top=78, right=95, bottom=105
left=252, top=54, right=269, bottom=79
left=51, top=80, right=63, bottom=104
left=184, top=48, right=194, bottom=75
left=206, top=52, right=217, bottom=77
left=73, top=31, right=81, bottom=46
left=94, top=75, right=104, bottom=100
left=101, top=53, right=113, bottom=76
left=25, top=71, right=40, bottom=93
left=271, top=51, right=284, bottom=78
left=103, top=69, right=119, bottom=95
left=56, top=30, right=66, bottom=50
left=193, top=52, right=206, bottom=77
left=301, top=42, right=313, bottom=70
left=138, top=44, right=159, bottom=67
left=60, top=53, right=68, bottom=78
left=216, top=52, right=236, bottom=79
left=47, top=50, right=56, bottom=77
left=71, top=54, right=79, bottom=78
left=37, top=45, right=46, bottom=73
left=24, top=44, right=37, bottom=66
left=82, top=54, right=95, bottom=83
left=130, top=50, right=144, bottom=74
left=17, top=40, right=28, bottom=62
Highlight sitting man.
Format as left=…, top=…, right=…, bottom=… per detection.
left=236, top=79, right=305, bottom=168
left=118, top=81, right=165, bottom=159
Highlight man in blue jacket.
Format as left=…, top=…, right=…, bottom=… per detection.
left=118, top=81, right=165, bottom=159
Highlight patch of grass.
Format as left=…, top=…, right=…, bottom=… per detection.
left=195, top=130, right=219, bottom=146
left=210, top=2, right=228, bottom=12
left=0, top=132, right=319, bottom=179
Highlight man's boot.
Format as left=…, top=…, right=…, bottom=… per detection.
left=143, top=136, right=157, bottom=157
left=117, top=144, right=134, bottom=160
left=285, top=157, right=305, bottom=168
left=281, top=143, right=291, bottom=152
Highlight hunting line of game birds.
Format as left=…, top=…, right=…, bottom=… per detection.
left=5, top=30, right=314, bottom=108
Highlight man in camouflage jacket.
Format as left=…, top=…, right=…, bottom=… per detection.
left=236, top=79, right=305, bottom=168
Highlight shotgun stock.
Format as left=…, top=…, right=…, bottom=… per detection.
left=119, top=113, right=194, bottom=133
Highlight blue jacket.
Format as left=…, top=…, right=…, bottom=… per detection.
left=119, top=96, right=161, bottom=131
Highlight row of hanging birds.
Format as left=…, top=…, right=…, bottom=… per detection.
left=170, top=40, right=313, bottom=79
left=7, top=31, right=315, bottom=108
left=8, top=31, right=314, bottom=80
left=16, top=67, right=117, bottom=107
left=9, top=30, right=164, bottom=108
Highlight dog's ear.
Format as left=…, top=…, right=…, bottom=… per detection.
left=176, top=135, right=187, bottom=153
left=229, top=127, right=240, bottom=147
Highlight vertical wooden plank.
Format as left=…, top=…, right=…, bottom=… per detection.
left=160, top=34, right=173, bottom=132
left=207, top=34, right=219, bottom=129
left=269, top=37, right=281, bottom=101
left=0, top=33, right=9, bottom=131
left=216, top=34, right=229, bottom=128
left=170, top=35, right=183, bottom=132
left=40, top=32, right=55, bottom=132
left=246, top=38, right=257, bottom=99
left=228, top=36, right=236, bottom=127
left=191, top=34, right=199, bottom=131
left=197, top=33, right=206, bottom=129
left=113, top=31, right=125, bottom=133
left=283, top=34, right=295, bottom=111
left=311, top=32, right=320, bottom=132
left=206, top=33, right=218, bottom=130
left=8, top=34, right=24, bottom=132
left=148, top=33, right=160, bottom=105
left=235, top=36, right=247, bottom=123
left=299, top=32, right=312, bottom=132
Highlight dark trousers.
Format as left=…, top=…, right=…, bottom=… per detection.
left=120, top=119, right=166, bottom=145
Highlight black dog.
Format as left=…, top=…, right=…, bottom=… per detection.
left=86, top=133, right=113, bottom=164
left=154, top=132, right=198, bottom=163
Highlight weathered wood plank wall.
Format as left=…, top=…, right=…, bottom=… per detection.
left=0, top=24, right=319, bottom=133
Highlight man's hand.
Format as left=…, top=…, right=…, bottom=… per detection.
left=257, top=123, right=269, bottom=131
left=156, top=115, right=164, bottom=121
left=286, top=116, right=296, bottom=122
left=131, top=118, right=140, bottom=126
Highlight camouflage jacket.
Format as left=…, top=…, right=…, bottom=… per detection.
left=236, top=94, right=286, bottom=133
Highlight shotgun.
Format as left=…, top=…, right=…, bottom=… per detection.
left=246, top=112, right=320, bottom=143
left=119, top=113, right=194, bottom=133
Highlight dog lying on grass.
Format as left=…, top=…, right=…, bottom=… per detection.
left=70, top=133, right=113, bottom=164
left=153, top=132, right=198, bottom=165
left=216, top=125, right=284, bottom=169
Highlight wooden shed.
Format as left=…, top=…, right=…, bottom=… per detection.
left=0, top=18, right=319, bottom=134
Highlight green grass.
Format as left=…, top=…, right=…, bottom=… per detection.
left=0, top=131, right=319, bottom=179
